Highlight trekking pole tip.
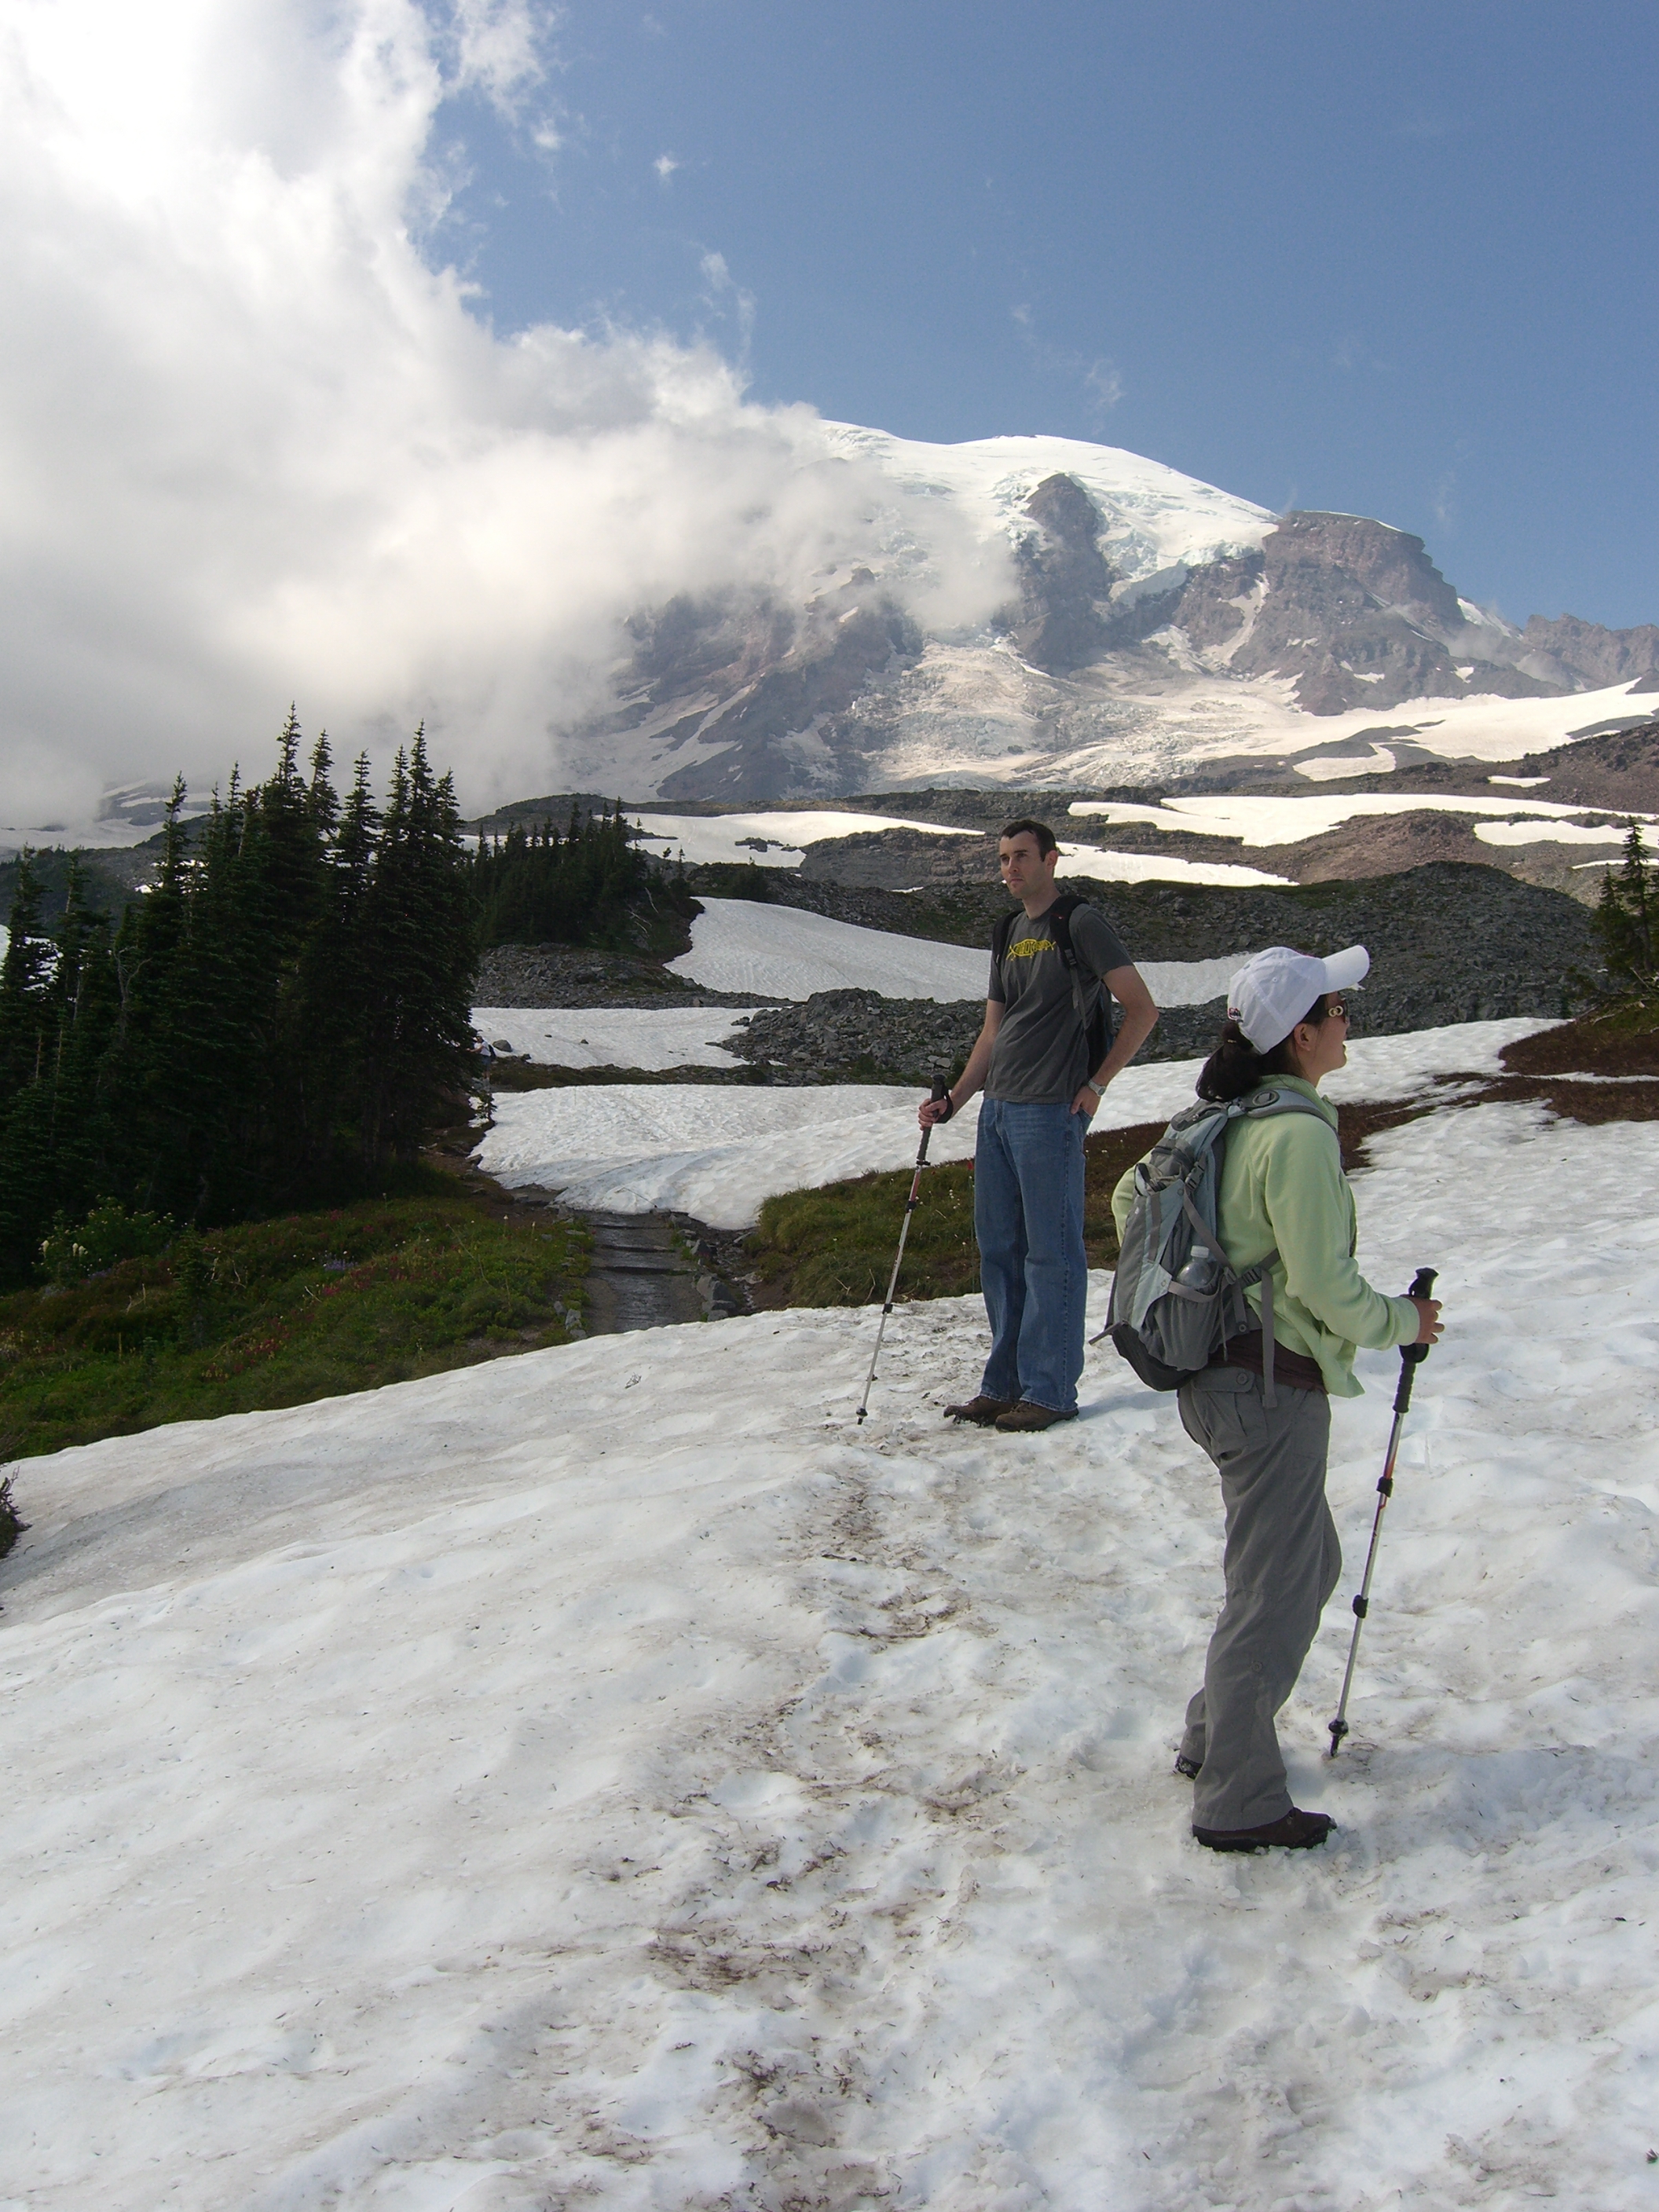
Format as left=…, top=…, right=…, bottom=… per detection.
left=1326, top=1716, right=1349, bottom=1758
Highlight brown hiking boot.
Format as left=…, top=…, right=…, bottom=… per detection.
left=943, top=1394, right=1016, bottom=1426
left=1192, top=1807, right=1335, bottom=1853
left=993, top=1401, right=1078, bottom=1432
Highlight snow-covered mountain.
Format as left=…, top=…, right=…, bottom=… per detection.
left=556, top=427, right=1659, bottom=803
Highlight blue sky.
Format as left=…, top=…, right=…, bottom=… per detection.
left=434, top=0, right=1657, bottom=629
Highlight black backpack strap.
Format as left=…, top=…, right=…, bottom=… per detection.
left=1048, top=895, right=1115, bottom=1072
left=991, top=908, right=1020, bottom=966
left=1048, top=892, right=1083, bottom=969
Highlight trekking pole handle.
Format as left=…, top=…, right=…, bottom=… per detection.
left=913, top=1078, right=949, bottom=1174
left=1403, top=1267, right=1437, bottom=1364
left=1393, top=1265, right=1438, bottom=1414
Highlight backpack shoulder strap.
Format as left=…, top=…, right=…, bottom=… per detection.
left=991, top=909, right=1020, bottom=965
left=1238, top=1085, right=1335, bottom=1130
left=1048, top=892, right=1085, bottom=969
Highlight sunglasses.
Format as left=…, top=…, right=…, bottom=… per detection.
left=1324, top=999, right=1350, bottom=1021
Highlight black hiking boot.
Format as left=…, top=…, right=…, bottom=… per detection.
left=1192, top=1808, right=1336, bottom=1853
left=943, top=1395, right=1016, bottom=1426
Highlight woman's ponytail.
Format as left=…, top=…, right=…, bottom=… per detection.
left=1196, top=1019, right=1267, bottom=1102
left=1196, top=992, right=1331, bottom=1103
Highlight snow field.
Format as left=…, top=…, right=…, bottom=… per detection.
left=822, top=422, right=1276, bottom=580
left=1473, top=819, right=1634, bottom=848
left=1069, top=786, right=1657, bottom=848
left=1057, top=842, right=1292, bottom=888
left=5, top=1099, right=1659, bottom=2207
left=628, top=811, right=982, bottom=870
left=475, top=1021, right=1559, bottom=1228
left=665, top=897, right=1267, bottom=1005
left=471, top=1007, right=763, bottom=1071
left=476, top=1083, right=983, bottom=1226
left=668, top=899, right=990, bottom=1002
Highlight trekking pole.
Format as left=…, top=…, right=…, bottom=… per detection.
left=855, top=1078, right=949, bottom=1424
left=1327, top=1266, right=1438, bottom=1757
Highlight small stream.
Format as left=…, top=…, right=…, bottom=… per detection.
left=580, top=1212, right=704, bottom=1335
left=582, top=1211, right=754, bottom=1334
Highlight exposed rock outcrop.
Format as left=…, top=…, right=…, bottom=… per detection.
left=1520, top=614, right=1659, bottom=691
left=1011, top=474, right=1119, bottom=672
left=1166, top=511, right=1561, bottom=715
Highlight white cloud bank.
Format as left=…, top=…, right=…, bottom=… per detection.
left=0, top=0, right=1007, bottom=827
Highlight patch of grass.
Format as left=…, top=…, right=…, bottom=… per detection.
left=746, top=1122, right=1166, bottom=1310
left=0, top=1183, right=589, bottom=1461
left=1500, top=997, right=1659, bottom=1078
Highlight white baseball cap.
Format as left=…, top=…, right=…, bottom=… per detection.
left=1227, top=944, right=1370, bottom=1052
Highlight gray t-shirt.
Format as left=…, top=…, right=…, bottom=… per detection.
left=984, top=902, right=1133, bottom=1104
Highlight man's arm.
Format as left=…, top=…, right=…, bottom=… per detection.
left=919, top=1000, right=1002, bottom=1126
left=1071, top=962, right=1159, bottom=1115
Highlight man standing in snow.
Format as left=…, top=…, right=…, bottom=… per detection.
left=920, top=819, right=1159, bottom=1431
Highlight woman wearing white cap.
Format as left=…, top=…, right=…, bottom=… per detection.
left=1113, top=943, right=1442, bottom=1853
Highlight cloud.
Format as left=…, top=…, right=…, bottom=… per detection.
left=1082, top=359, right=1123, bottom=415
left=1009, top=304, right=1122, bottom=419
left=653, top=152, right=679, bottom=181
left=0, top=0, right=1008, bottom=827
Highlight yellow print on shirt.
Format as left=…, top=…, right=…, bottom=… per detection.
left=1004, top=936, right=1057, bottom=961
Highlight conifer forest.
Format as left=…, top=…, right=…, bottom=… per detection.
left=0, top=716, right=478, bottom=1287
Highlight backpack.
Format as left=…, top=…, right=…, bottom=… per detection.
left=1101, top=1086, right=1332, bottom=1405
left=991, top=894, right=1113, bottom=1074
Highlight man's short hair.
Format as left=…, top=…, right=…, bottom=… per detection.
left=999, top=817, right=1057, bottom=857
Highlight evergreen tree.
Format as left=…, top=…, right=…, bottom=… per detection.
left=470, top=798, right=690, bottom=949
left=0, top=850, right=54, bottom=1097
left=0, top=851, right=59, bottom=1276
left=0, top=856, right=121, bottom=1278
left=38, top=862, right=119, bottom=1223
left=1592, top=822, right=1657, bottom=991
left=354, top=728, right=476, bottom=1163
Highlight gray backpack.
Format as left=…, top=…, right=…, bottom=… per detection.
left=1101, top=1086, right=1331, bottom=1405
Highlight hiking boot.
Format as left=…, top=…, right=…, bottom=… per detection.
left=1174, top=1753, right=1203, bottom=1781
left=943, top=1394, right=1016, bottom=1426
left=993, top=1401, right=1079, bottom=1432
left=1192, top=1807, right=1335, bottom=1854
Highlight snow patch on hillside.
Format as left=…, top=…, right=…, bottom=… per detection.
left=629, top=809, right=981, bottom=870
left=471, top=1008, right=761, bottom=1071
left=5, top=1101, right=1659, bottom=2208
left=1058, top=841, right=1293, bottom=888
left=668, top=899, right=991, bottom=1001
left=477, top=1082, right=980, bottom=1225
left=474, top=1021, right=1560, bottom=1226
left=1071, top=788, right=1657, bottom=847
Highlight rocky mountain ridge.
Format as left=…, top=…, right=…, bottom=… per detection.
left=566, top=471, right=1654, bottom=809
left=553, top=429, right=1658, bottom=804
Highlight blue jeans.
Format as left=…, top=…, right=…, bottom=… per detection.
left=974, top=1095, right=1089, bottom=1414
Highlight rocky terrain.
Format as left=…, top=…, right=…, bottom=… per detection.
left=723, top=991, right=1225, bottom=1082
left=471, top=860, right=1603, bottom=1088
left=723, top=861, right=1602, bottom=1082
left=472, top=943, right=772, bottom=1011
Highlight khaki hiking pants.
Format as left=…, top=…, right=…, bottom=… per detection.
left=1176, top=1365, right=1340, bottom=1832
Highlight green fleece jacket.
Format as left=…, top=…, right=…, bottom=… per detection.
left=1110, top=1076, right=1419, bottom=1397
